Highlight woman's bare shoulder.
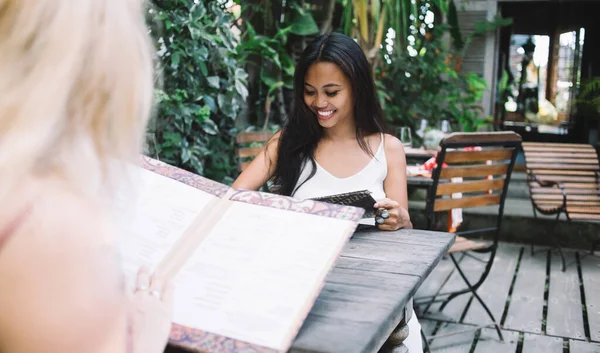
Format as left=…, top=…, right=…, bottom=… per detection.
left=0, top=185, right=127, bottom=352
left=382, top=133, right=405, bottom=155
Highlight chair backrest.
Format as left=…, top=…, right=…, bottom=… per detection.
left=235, top=131, right=273, bottom=172
left=426, top=131, right=523, bottom=231
left=522, top=142, right=600, bottom=217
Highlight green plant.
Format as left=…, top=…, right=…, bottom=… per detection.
left=148, top=0, right=248, bottom=183
left=377, top=25, right=490, bottom=133
left=375, top=2, right=511, bottom=133
left=234, top=0, right=319, bottom=127
left=577, top=77, right=600, bottom=119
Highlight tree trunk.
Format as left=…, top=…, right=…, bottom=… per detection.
left=320, top=0, right=336, bottom=34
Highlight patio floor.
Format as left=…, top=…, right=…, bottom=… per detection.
left=414, top=242, right=600, bottom=353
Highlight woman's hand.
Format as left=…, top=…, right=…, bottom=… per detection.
left=373, top=198, right=413, bottom=231
left=131, top=267, right=174, bottom=353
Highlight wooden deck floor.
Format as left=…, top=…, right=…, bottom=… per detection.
left=414, top=242, right=600, bottom=353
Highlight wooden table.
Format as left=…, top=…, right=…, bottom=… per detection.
left=407, top=175, right=433, bottom=188
left=290, top=228, right=454, bottom=353
left=404, top=147, right=436, bottom=161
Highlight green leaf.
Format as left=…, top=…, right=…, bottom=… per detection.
left=163, top=132, right=182, bottom=146
left=181, top=148, right=191, bottom=163
left=289, top=7, right=319, bottom=36
left=198, top=46, right=209, bottom=60
left=207, top=76, right=220, bottom=89
left=235, top=68, right=248, bottom=81
left=447, top=0, right=464, bottom=51
left=171, top=52, right=180, bottom=68
left=260, top=70, right=278, bottom=88
left=218, top=93, right=236, bottom=119
left=235, top=80, right=249, bottom=100
left=196, top=105, right=211, bottom=122
left=199, top=61, right=208, bottom=76
left=201, top=119, right=219, bottom=135
left=281, top=54, right=295, bottom=76
left=202, top=95, right=217, bottom=113
left=267, top=81, right=285, bottom=97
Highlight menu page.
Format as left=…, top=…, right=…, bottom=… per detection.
left=114, top=167, right=216, bottom=285
left=171, top=202, right=354, bottom=351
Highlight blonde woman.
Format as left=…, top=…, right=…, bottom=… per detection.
left=0, top=1, right=172, bottom=353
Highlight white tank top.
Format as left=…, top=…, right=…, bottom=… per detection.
left=292, top=135, right=388, bottom=224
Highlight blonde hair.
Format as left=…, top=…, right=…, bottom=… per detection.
left=0, top=0, right=153, bottom=198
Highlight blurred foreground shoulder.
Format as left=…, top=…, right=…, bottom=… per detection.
left=0, top=189, right=129, bottom=353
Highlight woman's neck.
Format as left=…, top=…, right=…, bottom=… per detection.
left=322, top=120, right=356, bottom=142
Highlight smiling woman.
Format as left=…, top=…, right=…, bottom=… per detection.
left=303, top=62, right=354, bottom=128
left=232, top=32, right=422, bottom=352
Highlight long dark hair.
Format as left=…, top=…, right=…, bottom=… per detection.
left=271, top=32, right=386, bottom=196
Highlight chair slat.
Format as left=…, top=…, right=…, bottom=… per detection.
left=567, top=207, right=600, bottom=214
left=236, top=146, right=264, bottom=158
left=436, top=179, right=505, bottom=196
left=448, top=238, right=488, bottom=253
left=527, top=163, right=599, bottom=171
left=530, top=182, right=599, bottom=189
left=238, top=160, right=252, bottom=171
left=434, top=194, right=501, bottom=212
left=537, top=201, right=600, bottom=207
left=523, top=146, right=595, bottom=153
left=526, top=158, right=599, bottom=165
left=525, top=152, right=599, bottom=159
left=523, top=142, right=592, bottom=148
left=235, top=131, right=273, bottom=144
left=531, top=169, right=596, bottom=176
left=530, top=187, right=600, bottom=194
left=444, top=150, right=513, bottom=163
left=533, top=176, right=598, bottom=183
left=439, top=163, right=508, bottom=179
left=533, top=194, right=600, bottom=201
left=570, top=213, right=600, bottom=220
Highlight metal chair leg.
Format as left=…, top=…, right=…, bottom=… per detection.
left=551, top=215, right=566, bottom=271
left=421, top=330, right=431, bottom=353
left=449, top=254, right=504, bottom=342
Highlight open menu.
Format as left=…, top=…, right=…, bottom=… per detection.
left=113, top=157, right=364, bottom=353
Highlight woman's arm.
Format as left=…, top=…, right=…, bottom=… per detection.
left=232, top=131, right=281, bottom=191
left=376, top=133, right=413, bottom=230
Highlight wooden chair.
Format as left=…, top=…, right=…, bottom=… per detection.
left=235, top=131, right=273, bottom=173
left=522, top=142, right=600, bottom=271
left=415, top=131, right=522, bottom=348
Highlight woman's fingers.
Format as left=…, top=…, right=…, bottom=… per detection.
left=135, top=266, right=151, bottom=292
left=161, top=281, right=174, bottom=306
left=149, top=273, right=165, bottom=299
left=374, top=198, right=399, bottom=210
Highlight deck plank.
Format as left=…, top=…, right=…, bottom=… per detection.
left=504, top=247, right=548, bottom=333
left=473, top=328, right=518, bottom=353
left=522, top=333, right=563, bottom=353
left=428, top=322, right=475, bottom=353
left=580, top=253, right=600, bottom=342
left=569, top=339, right=600, bottom=353
left=546, top=251, right=586, bottom=340
left=463, top=243, right=521, bottom=326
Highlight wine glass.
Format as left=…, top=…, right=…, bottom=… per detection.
left=400, top=127, right=412, bottom=149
